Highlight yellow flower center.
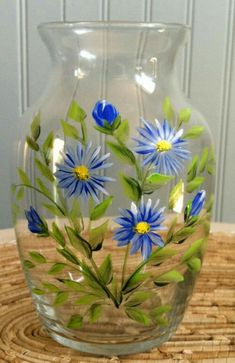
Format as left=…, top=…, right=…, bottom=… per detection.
left=135, top=221, right=150, bottom=234
left=74, top=165, right=89, bottom=180
left=156, top=140, right=172, bottom=152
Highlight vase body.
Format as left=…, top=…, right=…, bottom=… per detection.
left=12, top=22, right=215, bottom=356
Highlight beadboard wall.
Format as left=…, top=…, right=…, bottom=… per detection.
left=0, top=0, right=234, bottom=227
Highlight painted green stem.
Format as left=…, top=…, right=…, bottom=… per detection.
left=121, top=243, right=130, bottom=287
left=90, top=257, right=119, bottom=308
left=15, top=183, right=66, bottom=216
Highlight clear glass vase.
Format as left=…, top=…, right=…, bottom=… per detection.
left=11, top=22, right=215, bottom=356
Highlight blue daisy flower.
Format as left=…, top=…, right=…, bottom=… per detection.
left=114, top=198, right=166, bottom=260
left=54, top=142, right=114, bottom=203
left=92, top=100, right=119, bottom=127
left=134, top=118, right=190, bottom=175
left=25, top=206, right=49, bottom=236
left=190, top=190, right=206, bottom=217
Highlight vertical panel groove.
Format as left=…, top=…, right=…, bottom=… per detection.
left=183, top=0, right=194, bottom=97
left=61, top=0, right=66, bottom=21
left=145, top=0, right=152, bottom=22
left=216, top=0, right=235, bottom=221
left=18, top=0, right=29, bottom=114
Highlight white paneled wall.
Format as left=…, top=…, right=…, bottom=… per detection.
left=0, top=0, right=234, bottom=227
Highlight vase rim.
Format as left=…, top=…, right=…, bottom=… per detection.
left=38, top=21, right=190, bottom=31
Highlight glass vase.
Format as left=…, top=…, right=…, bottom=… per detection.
left=11, top=22, right=215, bottom=356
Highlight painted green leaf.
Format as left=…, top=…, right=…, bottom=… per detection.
left=26, top=136, right=39, bottom=151
left=187, top=155, right=199, bottom=182
left=11, top=184, right=17, bottom=193
left=120, top=175, right=141, bottom=202
left=61, top=119, right=80, bottom=140
left=59, top=279, right=85, bottom=292
left=57, top=248, right=80, bottom=265
left=206, top=164, right=215, bottom=175
left=106, top=141, right=136, bottom=165
left=67, top=314, right=83, bottom=329
left=186, top=256, right=201, bottom=272
left=186, top=176, right=205, bottom=193
left=94, top=125, right=113, bottom=135
left=30, top=112, right=41, bottom=141
left=150, top=305, right=171, bottom=326
left=69, top=199, right=81, bottom=221
left=17, top=168, right=31, bottom=186
left=35, top=158, right=54, bottom=182
left=75, top=294, right=101, bottom=305
left=199, top=147, right=209, bottom=173
left=122, top=272, right=150, bottom=294
left=12, top=203, right=20, bottom=223
left=184, top=200, right=192, bottom=222
left=165, top=216, right=178, bottom=243
left=16, top=187, right=24, bottom=201
left=99, top=254, right=113, bottom=285
left=110, top=115, right=121, bottom=130
left=163, top=97, right=174, bottom=122
left=125, top=291, right=154, bottom=307
left=29, top=251, right=47, bottom=264
left=67, top=100, right=86, bottom=122
left=181, top=239, right=203, bottom=262
left=146, top=173, right=173, bottom=187
left=89, top=304, right=103, bottom=323
left=150, top=305, right=171, bottom=316
left=48, top=263, right=66, bottom=275
left=125, top=307, right=151, bottom=325
left=111, top=275, right=119, bottom=301
left=43, top=203, right=63, bottom=217
left=32, top=288, right=45, bottom=295
left=169, top=179, right=184, bottom=210
left=65, top=226, right=92, bottom=259
left=53, top=291, right=69, bottom=306
left=42, top=131, right=54, bottom=165
left=173, top=227, right=195, bottom=242
left=178, top=108, right=191, bottom=124
left=206, top=194, right=214, bottom=213
left=89, top=220, right=108, bottom=251
left=183, top=126, right=204, bottom=139
left=154, top=270, right=184, bottom=286
left=51, top=222, right=66, bottom=247
left=42, top=282, right=60, bottom=293
left=23, top=260, right=35, bottom=269
left=80, top=262, right=106, bottom=296
left=90, top=196, right=113, bottom=221
left=147, top=247, right=178, bottom=266
left=114, top=119, right=130, bottom=143
left=36, top=178, right=51, bottom=199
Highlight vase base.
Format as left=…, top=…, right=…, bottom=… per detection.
left=47, top=328, right=174, bottom=357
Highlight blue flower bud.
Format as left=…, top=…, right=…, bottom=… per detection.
left=92, top=100, right=119, bottom=127
left=190, top=190, right=206, bottom=217
left=25, top=206, right=48, bottom=235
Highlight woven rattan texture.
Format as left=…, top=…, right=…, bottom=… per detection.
left=0, top=233, right=235, bottom=363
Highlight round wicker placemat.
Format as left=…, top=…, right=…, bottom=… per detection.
left=0, top=232, right=235, bottom=363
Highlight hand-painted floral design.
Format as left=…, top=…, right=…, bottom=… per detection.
left=92, top=100, right=119, bottom=127
left=54, top=142, right=114, bottom=203
left=14, top=97, right=212, bottom=330
left=190, top=190, right=206, bottom=217
left=25, top=206, right=49, bottom=236
left=114, top=198, right=166, bottom=260
left=134, top=119, right=190, bottom=175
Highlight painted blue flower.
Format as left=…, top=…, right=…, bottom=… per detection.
left=25, top=206, right=48, bottom=235
left=134, top=119, right=190, bottom=175
left=54, top=142, right=113, bottom=203
left=114, top=198, right=166, bottom=260
left=190, top=190, right=206, bottom=217
left=92, top=100, right=119, bottom=127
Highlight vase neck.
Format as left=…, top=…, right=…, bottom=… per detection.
left=38, top=22, right=189, bottom=94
